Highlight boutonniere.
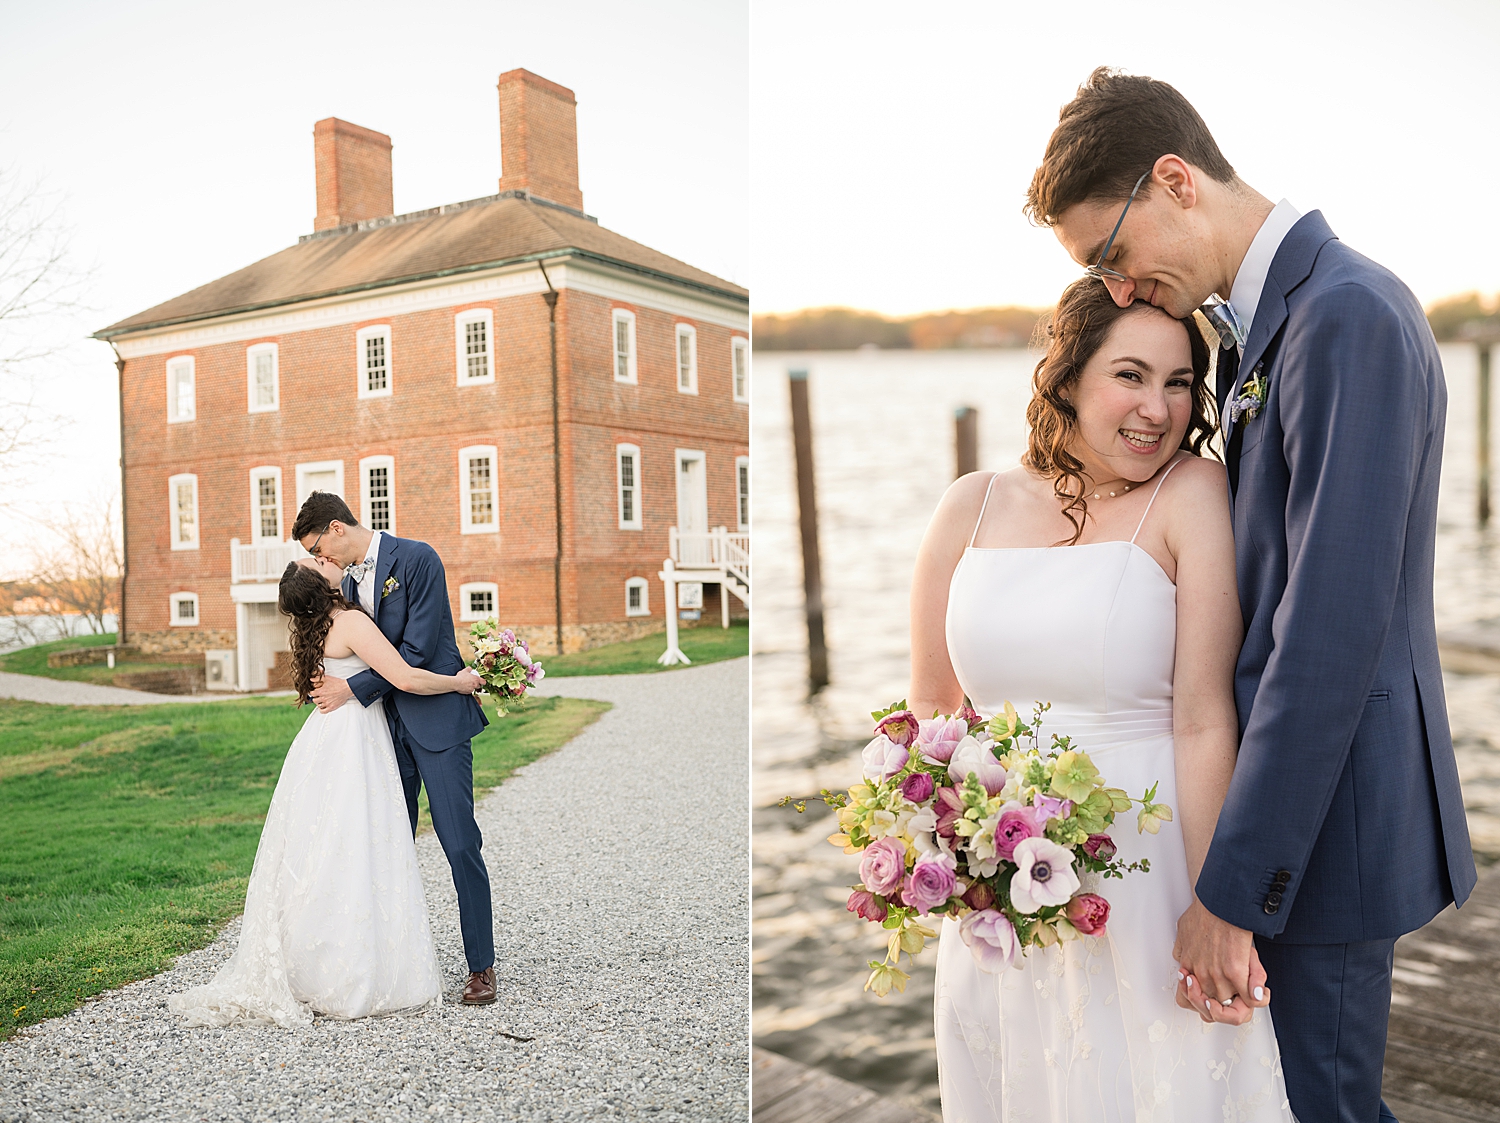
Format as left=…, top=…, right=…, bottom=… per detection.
left=382, top=576, right=400, bottom=599
left=1229, top=363, right=1267, bottom=425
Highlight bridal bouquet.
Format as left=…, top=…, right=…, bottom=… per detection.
left=784, top=701, right=1171, bottom=996
left=465, top=619, right=545, bottom=715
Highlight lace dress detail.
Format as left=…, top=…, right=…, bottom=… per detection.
left=168, top=655, right=441, bottom=1028
left=934, top=466, right=1294, bottom=1122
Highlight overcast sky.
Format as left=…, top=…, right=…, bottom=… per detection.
left=0, top=0, right=747, bottom=576
left=751, top=0, right=1500, bottom=315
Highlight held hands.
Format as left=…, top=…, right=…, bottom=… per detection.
left=1172, top=898, right=1270, bottom=1026
left=310, top=674, right=355, bottom=714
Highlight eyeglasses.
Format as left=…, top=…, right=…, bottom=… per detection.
left=1085, top=169, right=1153, bottom=282
left=307, top=526, right=328, bottom=557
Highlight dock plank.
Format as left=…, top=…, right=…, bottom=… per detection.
left=752, top=1048, right=939, bottom=1123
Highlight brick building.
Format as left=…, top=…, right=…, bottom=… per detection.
left=95, top=69, right=749, bottom=689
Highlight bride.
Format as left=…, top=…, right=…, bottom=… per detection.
left=909, top=278, right=1294, bottom=1121
left=169, top=555, right=481, bottom=1028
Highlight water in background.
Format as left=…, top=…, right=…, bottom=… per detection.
left=751, top=344, right=1500, bottom=1115
left=0, top=614, right=117, bottom=654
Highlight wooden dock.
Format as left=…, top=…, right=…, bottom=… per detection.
left=752, top=1048, right=940, bottom=1123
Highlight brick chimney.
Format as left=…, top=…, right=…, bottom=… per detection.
left=313, top=118, right=393, bottom=232
left=497, top=69, right=583, bottom=213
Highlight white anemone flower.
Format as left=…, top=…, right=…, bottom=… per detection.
left=1008, top=836, right=1081, bottom=913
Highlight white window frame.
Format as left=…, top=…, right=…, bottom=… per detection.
left=459, top=581, right=500, bottom=622
left=295, top=460, right=346, bottom=511
left=732, top=336, right=749, bottom=403
left=616, top=443, right=642, bottom=530
left=611, top=308, right=638, bottom=384
left=736, top=455, right=750, bottom=532
left=625, top=577, right=650, bottom=617
left=356, top=325, right=393, bottom=399
left=674, top=323, right=698, bottom=395
left=458, top=444, right=499, bottom=534
left=165, top=355, right=195, bottom=423
left=168, top=473, right=200, bottom=551
left=455, top=309, right=495, bottom=386
left=248, top=466, right=283, bottom=544
left=246, top=343, right=279, bottom=413
left=169, top=592, right=200, bottom=626
left=359, top=455, right=396, bottom=534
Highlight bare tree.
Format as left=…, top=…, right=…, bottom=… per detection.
left=26, top=496, right=122, bottom=635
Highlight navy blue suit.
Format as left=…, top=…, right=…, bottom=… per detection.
left=341, top=534, right=494, bottom=973
left=1196, top=212, right=1476, bottom=1121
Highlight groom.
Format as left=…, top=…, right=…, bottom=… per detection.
left=291, top=491, right=497, bottom=1005
left=1029, top=70, right=1476, bottom=1121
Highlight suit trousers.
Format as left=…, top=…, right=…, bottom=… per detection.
left=388, top=708, right=495, bottom=974
left=1256, top=936, right=1399, bottom=1123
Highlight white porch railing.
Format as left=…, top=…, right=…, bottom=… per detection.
left=231, top=538, right=306, bottom=583
left=669, top=527, right=750, bottom=582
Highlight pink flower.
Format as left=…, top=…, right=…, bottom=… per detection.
left=875, top=710, right=920, bottom=748
left=959, top=909, right=1018, bottom=973
left=1066, top=892, right=1111, bottom=936
left=955, top=703, right=984, bottom=733
left=933, top=786, right=965, bottom=840
left=859, top=837, right=907, bottom=896
left=902, top=859, right=957, bottom=915
left=994, top=810, right=1039, bottom=862
left=962, top=881, right=996, bottom=911
left=917, top=717, right=968, bottom=764
left=1029, top=794, right=1073, bottom=827
left=947, top=737, right=1007, bottom=795
left=1009, top=837, right=1081, bottom=913
left=847, top=889, right=888, bottom=923
left=1083, top=833, right=1116, bottom=861
left=861, top=735, right=908, bottom=782
left=900, top=772, right=935, bottom=804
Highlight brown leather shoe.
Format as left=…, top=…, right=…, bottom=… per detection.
left=462, top=967, right=496, bottom=1005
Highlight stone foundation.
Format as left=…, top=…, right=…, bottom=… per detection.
left=130, top=628, right=237, bottom=656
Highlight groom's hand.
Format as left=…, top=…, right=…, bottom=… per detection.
left=1173, top=899, right=1269, bottom=1026
left=311, top=675, right=354, bottom=713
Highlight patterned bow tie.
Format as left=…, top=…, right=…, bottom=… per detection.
left=1200, top=295, right=1247, bottom=350
left=345, top=558, right=375, bottom=582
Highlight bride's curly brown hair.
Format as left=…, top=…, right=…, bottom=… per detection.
left=278, top=561, right=355, bottom=706
left=1025, top=277, right=1216, bottom=545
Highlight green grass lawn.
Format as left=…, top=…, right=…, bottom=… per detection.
left=0, top=632, right=200, bottom=688
left=542, top=619, right=748, bottom=677
left=0, top=690, right=606, bottom=1040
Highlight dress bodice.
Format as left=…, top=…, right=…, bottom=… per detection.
left=322, top=653, right=372, bottom=678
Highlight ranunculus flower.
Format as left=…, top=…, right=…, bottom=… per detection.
left=994, top=810, right=1039, bottom=861
left=959, top=909, right=1018, bottom=973
left=1066, top=892, right=1110, bottom=935
left=900, top=771, right=935, bottom=804
left=955, top=703, right=983, bottom=733
left=962, top=881, right=996, bottom=911
left=859, top=836, right=907, bottom=896
left=1008, top=837, right=1081, bottom=913
left=876, top=710, right=920, bottom=748
left=933, top=786, right=965, bottom=839
left=861, top=734, right=909, bottom=782
left=846, top=889, right=887, bottom=923
left=948, top=736, right=1007, bottom=795
left=902, top=860, right=957, bottom=915
left=1083, top=833, right=1116, bottom=861
left=917, top=717, right=968, bottom=764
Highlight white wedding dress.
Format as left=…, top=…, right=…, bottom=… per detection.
left=169, top=654, right=441, bottom=1028
left=934, top=465, right=1294, bottom=1122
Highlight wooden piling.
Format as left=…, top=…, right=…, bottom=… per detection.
left=1480, top=341, right=1492, bottom=528
left=788, top=368, right=829, bottom=692
left=955, top=406, right=978, bottom=478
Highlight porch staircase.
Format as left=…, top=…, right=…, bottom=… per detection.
left=658, top=527, right=749, bottom=665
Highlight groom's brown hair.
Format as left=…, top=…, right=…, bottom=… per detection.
left=1025, top=68, right=1238, bottom=227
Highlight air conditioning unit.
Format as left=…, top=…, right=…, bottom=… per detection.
left=204, top=650, right=237, bottom=691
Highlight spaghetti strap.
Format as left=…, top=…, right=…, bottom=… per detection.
left=969, top=473, right=1001, bottom=549
left=1130, top=457, right=1186, bottom=544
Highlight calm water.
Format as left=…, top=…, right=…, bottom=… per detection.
left=750, top=344, right=1500, bottom=1115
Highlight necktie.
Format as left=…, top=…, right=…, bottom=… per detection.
left=1201, top=295, right=1246, bottom=351
left=345, top=557, right=375, bottom=583
left=1217, top=345, right=1245, bottom=492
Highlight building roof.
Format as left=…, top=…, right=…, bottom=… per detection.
left=95, top=193, right=746, bottom=339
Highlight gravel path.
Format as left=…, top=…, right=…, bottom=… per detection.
left=0, top=672, right=225, bottom=705
left=0, top=658, right=749, bottom=1122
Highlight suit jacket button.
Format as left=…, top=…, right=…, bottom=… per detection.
left=1266, top=890, right=1283, bottom=905
left=1263, top=901, right=1279, bottom=915
left=1275, top=870, right=1291, bottom=883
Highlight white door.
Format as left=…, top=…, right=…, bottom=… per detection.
left=296, top=460, right=346, bottom=510
left=676, top=450, right=709, bottom=565
left=245, top=602, right=290, bottom=691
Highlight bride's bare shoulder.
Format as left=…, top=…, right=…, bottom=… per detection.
left=1159, top=454, right=1230, bottom=522
left=927, top=466, right=1032, bottom=542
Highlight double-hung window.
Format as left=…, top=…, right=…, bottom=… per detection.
left=675, top=324, right=697, bottom=394
left=736, top=456, right=750, bottom=532
left=459, top=445, right=499, bottom=533
left=169, top=473, right=199, bottom=550
left=360, top=455, right=395, bottom=533
left=169, top=592, right=200, bottom=626
left=356, top=326, right=392, bottom=398
left=612, top=309, right=637, bottom=383
left=456, top=310, right=495, bottom=385
left=166, top=356, right=195, bottom=423
left=732, top=337, right=749, bottom=402
left=459, top=582, right=499, bottom=622
left=247, top=343, right=278, bottom=412
left=249, top=467, right=282, bottom=543
left=625, top=577, right=649, bottom=617
left=617, top=444, right=642, bottom=530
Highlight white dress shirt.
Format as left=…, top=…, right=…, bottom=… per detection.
left=355, top=531, right=383, bottom=617
left=1229, top=198, right=1303, bottom=349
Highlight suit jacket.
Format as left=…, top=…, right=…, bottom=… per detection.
left=1195, top=211, right=1476, bottom=943
left=342, top=534, right=487, bottom=752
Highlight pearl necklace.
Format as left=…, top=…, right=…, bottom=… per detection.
left=1090, top=481, right=1135, bottom=500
